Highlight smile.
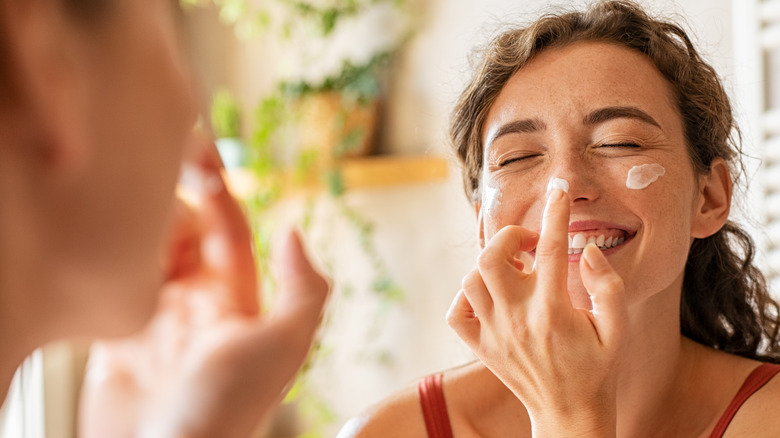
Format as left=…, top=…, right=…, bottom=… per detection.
left=567, top=229, right=633, bottom=254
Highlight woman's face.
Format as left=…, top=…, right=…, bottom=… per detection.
left=479, top=41, right=699, bottom=309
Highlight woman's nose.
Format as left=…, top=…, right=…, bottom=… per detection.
left=547, top=153, right=600, bottom=203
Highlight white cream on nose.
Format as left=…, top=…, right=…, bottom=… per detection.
left=626, top=163, right=665, bottom=189
left=546, top=177, right=570, bottom=195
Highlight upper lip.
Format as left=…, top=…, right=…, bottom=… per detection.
left=534, top=220, right=637, bottom=234
left=566, top=220, right=636, bottom=234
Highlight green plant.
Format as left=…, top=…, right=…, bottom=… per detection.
left=210, top=89, right=242, bottom=138
left=182, top=0, right=409, bottom=39
left=190, top=0, right=413, bottom=433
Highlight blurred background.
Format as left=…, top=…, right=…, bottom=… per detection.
left=3, top=0, right=780, bottom=437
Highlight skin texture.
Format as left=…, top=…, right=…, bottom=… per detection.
left=0, top=0, right=329, bottom=436
left=341, top=41, right=780, bottom=438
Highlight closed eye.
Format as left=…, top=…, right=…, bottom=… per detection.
left=600, top=143, right=641, bottom=148
left=499, top=155, right=541, bottom=166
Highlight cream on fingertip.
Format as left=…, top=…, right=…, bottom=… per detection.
left=547, top=177, right=570, bottom=195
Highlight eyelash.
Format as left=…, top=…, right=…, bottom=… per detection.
left=499, top=155, right=539, bottom=167
left=600, top=143, right=641, bottom=148
left=498, top=143, right=641, bottom=167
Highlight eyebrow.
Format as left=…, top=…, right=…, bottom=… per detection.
left=582, top=106, right=661, bottom=128
left=485, top=105, right=662, bottom=148
left=485, top=118, right=546, bottom=146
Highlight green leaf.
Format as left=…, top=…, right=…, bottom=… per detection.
left=210, top=89, right=241, bottom=138
left=326, top=169, right=346, bottom=196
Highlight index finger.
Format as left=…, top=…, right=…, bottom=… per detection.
left=180, top=135, right=259, bottom=315
left=533, top=184, right=571, bottom=305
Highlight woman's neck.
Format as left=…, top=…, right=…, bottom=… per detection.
left=614, top=287, right=737, bottom=437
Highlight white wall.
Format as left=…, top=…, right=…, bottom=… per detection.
left=385, top=0, right=735, bottom=157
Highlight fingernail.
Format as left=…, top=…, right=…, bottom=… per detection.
left=582, top=243, right=606, bottom=270
left=548, top=187, right=566, bottom=201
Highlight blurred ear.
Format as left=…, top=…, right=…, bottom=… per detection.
left=1, top=0, right=88, bottom=173
left=691, top=158, right=731, bottom=239
left=475, top=202, right=485, bottom=249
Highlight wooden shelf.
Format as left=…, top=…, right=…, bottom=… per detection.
left=224, top=155, right=450, bottom=200
left=339, top=155, right=449, bottom=190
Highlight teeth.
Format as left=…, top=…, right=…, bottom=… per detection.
left=567, top=232, right=627, bottom=252
left=571, top=234, right=587, bottom=249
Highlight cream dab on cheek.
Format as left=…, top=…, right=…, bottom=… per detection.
left=626, top=163, right=666, bottom=190
left=482, top=183, right=502, bottom=214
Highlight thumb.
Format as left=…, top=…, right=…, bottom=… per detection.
left=271, top=230, right=330, bottom=336
left=579, top=243, right=628, bottom=346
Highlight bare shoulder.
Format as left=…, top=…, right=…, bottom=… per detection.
left=721, top=361, right=780, bottom=437
left=336, top=362, right=526, bottom=438
left=335, top=379, right=427, bottom=438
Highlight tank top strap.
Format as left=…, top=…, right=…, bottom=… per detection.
left=709, top=362, right=780, bottom=438
left=418, top=374, right=454, bottom=438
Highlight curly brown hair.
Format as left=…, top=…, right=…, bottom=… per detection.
left=450, top=0, right=780, bottom=361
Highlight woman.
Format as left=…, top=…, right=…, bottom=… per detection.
left=341, top=1, right=780, bottom=436
left=0, top=0, right=328, bottom=436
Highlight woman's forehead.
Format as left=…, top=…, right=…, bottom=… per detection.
left=482, top=41, right=683, bottom=144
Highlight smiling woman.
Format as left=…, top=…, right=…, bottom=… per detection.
left=340, top=1, right=780, bottom=437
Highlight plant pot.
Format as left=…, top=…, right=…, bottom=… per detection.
left=296, top=92, right=379, bottom=161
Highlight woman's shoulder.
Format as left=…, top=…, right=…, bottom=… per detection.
left=336, top=361, right=509, bottom=438
left=335, top=378, right=427, bottom=438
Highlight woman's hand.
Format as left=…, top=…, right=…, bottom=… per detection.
left=446, top=187, right=628, bottom=437
left=79, top=141, right=329, bottom=438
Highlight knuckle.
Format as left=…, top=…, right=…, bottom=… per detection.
left=445, top=310, right=461, bottom=328
left=476, top=249, right=505, bottom=272
left=461, top=270, right=482, bottom=290
left=601, top=275, right=625, bottom=295
left=533, top=243, right=566, bottom=260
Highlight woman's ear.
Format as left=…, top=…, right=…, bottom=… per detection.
left=691, top=158, right=731, bottom=239
left=1, top=0, right=89, bottom=173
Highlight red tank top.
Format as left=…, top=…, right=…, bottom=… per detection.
left=417, top=363, right=780, bottom=438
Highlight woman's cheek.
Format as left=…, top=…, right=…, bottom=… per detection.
left=480, top=174, right=538, bottom=239
left=625, top=163, right=666, bottom=190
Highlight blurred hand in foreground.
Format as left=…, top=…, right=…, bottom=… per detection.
left=79, top=139, right=329, bottom=438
